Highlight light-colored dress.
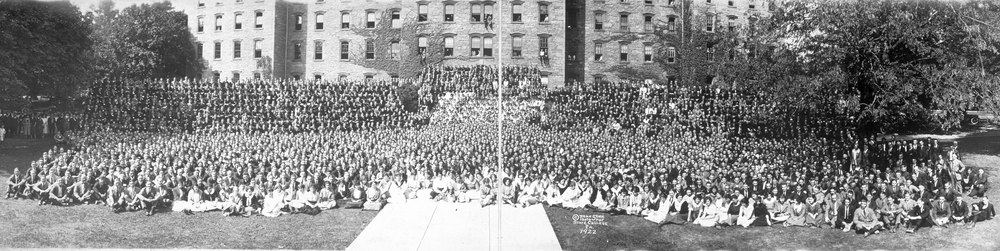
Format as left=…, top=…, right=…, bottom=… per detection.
left=694, top=204, right=720, bottom=227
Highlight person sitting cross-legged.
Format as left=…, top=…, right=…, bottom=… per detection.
left=853, top=198, right=883, bottom=237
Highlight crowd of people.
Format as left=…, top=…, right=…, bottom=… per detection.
left=84, top=78, right=414, bottom=133
left=4, top=65, right=993, bottom=237
left=0, top=112, right=82, bottom=141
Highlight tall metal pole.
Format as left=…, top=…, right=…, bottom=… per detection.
left=495, top=1, right=505, bottom=250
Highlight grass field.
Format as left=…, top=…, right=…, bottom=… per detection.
left=1, top=132, right=998, bottom=250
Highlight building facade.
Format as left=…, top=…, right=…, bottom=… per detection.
left=188, top=0, right=770, bottom=86
left=568, top=0, right=772, bottom=84
left=190, top=0, right=566, bottom=85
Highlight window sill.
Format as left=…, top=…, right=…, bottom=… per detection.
left=511, top=56, right=524, bottom=59
left=255, top=27, right=264, bottom=30
left=340, top=59, right=350, bottom=62
left=539, top=22, right=551, bottom=25
left=471, top=21, right=483, bottom=24
left=314, top=59, right=324, bottom=62
left=213, top=59, right=222, bottom=61
left=619, top=61, right=630, bottom=64
left=254, top=57, right=263, bottom=60
left=234, top=58, right=242, bottom=61
left=443, top=21, right=456, bottom=24
left=512, top=21, right=523, bottom=24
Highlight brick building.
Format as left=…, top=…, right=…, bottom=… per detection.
left=567, top=0, right=772, bottom=84
left=190, top=0, right=566, bottom=85
left=188, top=0, right=771, bottom=86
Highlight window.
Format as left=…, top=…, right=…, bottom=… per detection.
left=418, top=37, right=428, bottom=55
left=314, top=74, right=322, bottom=81
left=198, top=0, right=205, bottom=7
left=594, top=75, right=604, bottom=83
left=619, top=14, right=629, bottom=31
left=728, top=0, right=734, bottom=7
left=512, top=4, right=522, bottom=22
left=444, top=4, right=454, bottom=22
left=749, top=0, right=756, bottom=9
left=254, top=73, right=261, bottom=79
left=643, top=44, right=653, bottom=62
left=667, top=16, right=677, bottom=32
left=365, top=40, right=375, bottom=59
left=292, top=74, right=301, bottom=81
left=341, top=12, right=349, bottom=29
left=390, top=41, right=401, bottom=59
left=254, top=40, right=262, bottom=58
left=366, top=11, right=376, bottom=28
left=391, top=10, right=401, bottom=28
left=418, top=4, right=428, bottom=22
left=620, top=43, right=629, bottom=62
left=444, top=36, right=454, bottom=56
left=295, top=14, right=303, bottom=30
left=314, top=40, right=323, bottom=60
left=255, top=12, right=263, bottom=29
left=594, top=12, right=604, bottom=30
left=471, top=36, right=482, bottom=57
left=644, top=15, right=653, bottom=32
left=233, top=72, right=240, bottom=82
left=728, top=16, right=737, bottom=32
left=233, top=41, right=241, bottom=58
left=196, top=42, right=203, bottom=59
left=235, top=13, right=243, bottom=30
left=511, top=35, right=523, bottom=57
left=197, top=16, right=205, bottom=32
left=213, top=72, right=220, bottom=82
left=215, top=15, right=223, bottom=31
left=293, top=42, right=302, bottom=60
left=668, top=0, right=675, bottom=5
left=645, top=0, right=653, bottom=4
left=539, top=36, right=549, bottom=66
left=472, top=4, right=482, bottom=22
left=539, top=4, right=549, bottom=22
left=316, top=13, right=325, bottom=30
left=365, top=74, right=374, bottom=80
left=484, top=36, right=493, bottom=57
left=484, top=5, right=494, bottom=23
left=339, top=74, right=347, bottom=81
left=594, top=42, right=603, bottom=61
left=340, top=41, right=349, bottom=60
left=667, top=46, right=676, bottom=63
left=707, top=42, right=716, bottom=60
left=706, top=15, right=714, bottom=32
left=213, top=42, right=221, bottom=59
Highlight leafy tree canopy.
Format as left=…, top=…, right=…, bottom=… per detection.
left=90, top=0, right=203, bottom=80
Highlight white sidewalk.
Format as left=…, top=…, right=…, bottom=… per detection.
left=347, top=201, right=561, bottom=251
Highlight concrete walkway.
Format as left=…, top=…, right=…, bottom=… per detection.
left=347, top=201, right=562, bottom=251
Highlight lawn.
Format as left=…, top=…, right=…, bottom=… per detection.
left=545, top=131, right=1000, bottom=251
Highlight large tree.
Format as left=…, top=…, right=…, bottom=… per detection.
left=90, top=1, right=203, bottom=80
left=0, top=0, right=94, bottom=109
left=757, top=0, right=1000, bottom=134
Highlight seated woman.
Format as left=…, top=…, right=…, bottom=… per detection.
left=173, top=184, right=205, bottom=213
left=805, top=197, right=826, bottom=228
left=750, top=198, right=773, bottom=227
left=559, top=180, right=585, bottom=209
left=6, top=168, right=26, bottom=199
left=363, top=180, right=385, bottom=211
left=479, top=181, right=496, bottom=207
left=221, top=185, right=246, bottom=216
left=771, top=196, right=791, bottom=223
left=415, top=180, right=434, bottom=201
left=501, top=178, right=517, bottom=205
left=637, top=189, right=659, bottom=216
left=316, top=181, right=338, bottom=209
left=386, top=174, right=406, bottom=204
left=627, top=186, right=644, bottom=216
left=693, top=196, right=720, bottom=227
left=784, top=199, right=808, bottom=227
left=737, top=200, right=756, bottom=228
left=517, top=176, right=542, bottom=207
left=431, top=173, right=454, bottom=202
left=544, top=178, right=564, bottom=207
left=261, top=186, right=287, bottom=217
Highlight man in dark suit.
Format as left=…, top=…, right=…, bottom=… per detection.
left=951, top=194, right=970, bottom=224
left=969, top=195, right=995, bottom=227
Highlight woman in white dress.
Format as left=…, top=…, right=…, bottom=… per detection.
left=386, top=174, right=406, bottom=204
left=261, top=186, right=286, bottom=217
left=694, top=196, right=720, bottom=227
left=544, top=178, right=563, bottom=206
left=737, top=199, right=756, bottom=228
